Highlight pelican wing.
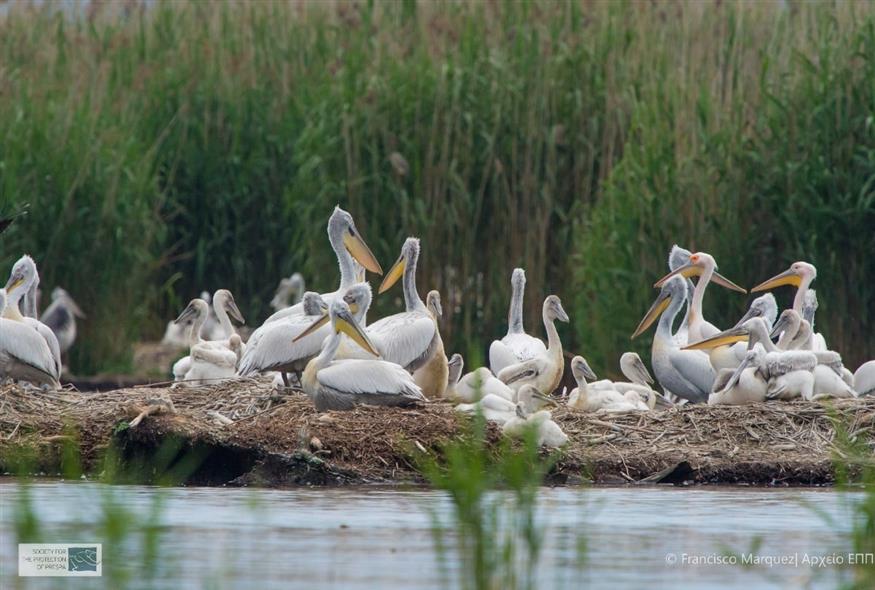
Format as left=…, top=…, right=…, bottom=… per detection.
left=367, top=312, right=437, bottom=371
left=237, top=317, right=328, bottom=375
left=0, top=318, right=59, bottom=382
left=665, top=349, right=715, bottom=403
left=191, top=344, right=238, bottom=369
left=766, top=351, right=817, bottom=376
left=264, top=289, right=341, bottom=324
left=502, top=333, right=546, bottom=362
left=26, top=319, right=62, bottom=377
left=318, top=359, right=425, bottom=402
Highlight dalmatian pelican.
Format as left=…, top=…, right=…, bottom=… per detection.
left=502, top=385, right=567, bottom=448
left=411, top=290, right=449, bottom=399
left=41, top=288, right=85, bottom=356
left=750, top=261, right=817, bottom=314
left=0, top=288, right=60, bottom=388
left=489, top=268, right=547, bottom=374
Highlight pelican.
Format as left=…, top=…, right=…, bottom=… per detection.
left=502, top=385, right=567, bottom=448
left=411, top=290, right=449, bottom=399
left=236, top=291, right=326, bottom=385
left=4, top=256, right=62, bottom=379
left=370, top=237, right=439, bottom=372
left=801, top=289, right=828, bottom=351
left=0, top=288, right=60, bottom=388
left=567, top=356, right=647, bottom=412
left=444, top=354, right=514, bottom=403
left=489, top=268, right=547, bottom=374
left=207, top=289, right=246, bottom=346
left=668, top=245, right=696, bottom=345
left=264, top=206, right=382, bottom=324
left=41, top=288, right=85, bottom=356
left=270, top=272, right=306, bottom=312
left=443, top=353, right=464, bottom=398
left=301, top=300, right=426, bottom=411
left=172, top=293, right=246, bottom=385
left=591, top=353, right=672, bottom=409
left=708, top=344, right=768, bottom=405
left=655, top=252, right=747, bottom=372
left=854, top=361, right=875, bottom=397
left=496, top=295, right=569, bottom=395
left=455, top=392, right=518, bottom=424
left=751, top=261, right=816, bottom=314
left=632, top=276, right=715, bottom=403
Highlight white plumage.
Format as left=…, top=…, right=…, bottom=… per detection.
left=489, top=268, right=547, bottom=375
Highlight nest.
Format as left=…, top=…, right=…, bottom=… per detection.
left=2, top=380, right=874, bottom=486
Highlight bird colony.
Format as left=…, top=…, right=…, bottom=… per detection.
left=4, top=208, right=874, bottom=450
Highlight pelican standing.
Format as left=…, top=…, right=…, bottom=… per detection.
left=751, top=261, right=817, bottom=314
left=667, top=245, right=696, bottom=345
left=632, top=276, right=715, bottom=403
left=489, top=268, right=547, bottom=374
left=270, top=273, right=306, bottom=312
left=263, top=206, right=382, bottom=324
left=502, top=385, right=567, bottom=448
left=496, top=295, right=569, bottom=395
left=41, top=288, right=85, bottom=356
left=301, top=300, right=426, bottom=411
left=411, top=290, right=449, bottom=399
left=0, top=288, right=60, bottom=388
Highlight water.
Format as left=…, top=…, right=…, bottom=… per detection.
left=0, top=479, right=864, bottom=589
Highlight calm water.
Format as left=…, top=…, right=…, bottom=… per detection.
left=0, top=480, right=864, bottom=589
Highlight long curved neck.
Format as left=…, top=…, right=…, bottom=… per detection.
left=776, top=317, right=800, bottom=349
left=214, top=299, right=235, bottom=338
left=403, top=253, right=426, bottom=313
left=314, top=332, right=341, bottom=369
left=793, top=280, right=813, bottom=314
left=24, top=282, right=38, bottom=319
left=689, top=268, right=713, bottom=328
left=354, top=299, right=371, bottom=328
left=329, top=230, right=357, bottom=289
left=542, top=306, right=562, bottom=358
left=190, top=308, right=207, bottom=345
left=656, top=294, right=685, bottom=342
left=748, top=324, right=778, bottom=353
left=508, top=280, right=524, bottom=335
left=3, top=287, right=25, bottom=321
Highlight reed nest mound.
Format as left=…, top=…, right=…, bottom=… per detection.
left=1, top=381, right=873, bottom=487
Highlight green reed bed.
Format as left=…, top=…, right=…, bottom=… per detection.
left=0, top=1, right=872, bottom=375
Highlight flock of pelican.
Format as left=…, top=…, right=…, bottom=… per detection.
left=3, top=206, right=874, bottom=451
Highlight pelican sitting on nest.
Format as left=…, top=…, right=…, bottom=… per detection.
left=855, top=361, right=875, bottom=397
left=587, top=352, right=672, bottom=409
left=489, top=268, right=547, bottom=374
left=497, top=295, right=569, bottom=395
left=270, top=272, right=306, bottom=312
left=567, top=356, right=648, bottom=412
left=301, top=300, right=426, bottom=411
left=708, top=344, right=768, bottom=405
left=4, top=256, right=62, bottom=380
left=264, top=207, right=382, bottom=324
left=237, top=291, right=326, bottom=386
left=0, top=288, right=60, bottom=389
left=632, top=276, right=714, bottom=403
left=41, top=288, right=85, bottom=356
left=172, top=293, right=245, bottom=386
left=751, top=261, right=817, bottom=314
left=411, top=290, right=449, bottom=399
left=444, top=354, right=514, bottom=403
left=502, top=385, right=567, bottom=448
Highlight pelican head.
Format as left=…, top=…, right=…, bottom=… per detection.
left=328, top=299, right=379, bottom=357
left=287, top=272, right=305, bottom=293
left=511, top=268, right=526, bottom=289
left=301, top=291, right=326, bottom=316
left=447, top=353, right=464, bottom=384
left=379, top=237, right=419, bottom=294
left=751, top=261, right=816, bottom=293
left=684, top=317, right=769, bottom=350
left=631, top=275, right=686, bottom=339
left=544, top=295, right=569, bottom=323
left=570, top=355, right=597, bottom=385
left=426, top=290, right=442, bottom=319
left=733, top=293, right=778, bottom=330
left=620, top=352, right=654, bottom=385
left=328, top=206, right=383, bottom=275
left=654, top=251, right=747, bottom=293
left=293, top=283, right=372, bottom=342
left=769, top=309, right=801, bottom=341
left=213, top=289, right=245, bottom=324
left=175, top=298, right=209, bottom=325
left=4, top=254, right=37, bottom=295
left=51, top=287, right=86, bottom=318
left=517, top=384, right=558, bottom=413
left=668, top=244, right=692, bottom=271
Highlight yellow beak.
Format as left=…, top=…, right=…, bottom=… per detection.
left=378, top=257, right=405, bottom=294
left=683, top=331, right=749, bottom=351
left=654, top=263, right=746, bottom=293
left=335, top=315, right=379, bottom=357
left=751, top=268, right=801, bottom=293
left=343, top=230, right=383, bottom=276
left=5, top=277, right=24, bottom=293
left=631, top=294, right=671, bottom=339
left=292, top=313, right=330, bottom=343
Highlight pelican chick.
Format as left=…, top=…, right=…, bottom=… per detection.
left=854, top=361, right=875, bottom=397
left=708, top=344, right=768, bottom=405
left=443, top=353, right=464, bottom=398
left=502, top=385, right=567, bottom=448
left=567, top=356, right=647, bottom=412
left=489, top=268, right=547, bottom=374
left=301, top=300, right=425, bottom=411
left=41, top=288, right=85, bottom=356
left=444, top=354, right=513, bottom=403
left=497, top=295, right=569, bottom=395
left=411, top=290, right=449, bottom=399
left=270, top=272, right=306, bottom=312
left=0, top=288, right=60, bottom=388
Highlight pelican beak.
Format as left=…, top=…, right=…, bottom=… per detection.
left=292, top=313, right=330, bottom=342
left=751, top=268, right=801, bottom=293
left=334, top=309, right=379, bottom=357
left=653, top=263, right=699, bottom=288
left=174, top=302, right=196, bottom=324
left=533, top=390, right=559, bottom=406
left=226, top=298, right=246, bottom=325
left=554, top=300, right=570, bottom=323
left=683, top=326, right=750, bottom=350
left=575, top=360, right=598, bottom=382
left=733, top=305, right=762, bottom=329
left=378, top=256, right=405, bottom=294
left=769, top=315, right=789, bottom=340
left=630, top=356, right=653, bottom=385
left=66, top=297, right=86, bottom=319
left=720, top=354, right=752, bottom=393
left=631, top=291, right=671, bottom=339
left=4, top=275, right=24, bottom=293
left=711, top=271, right=747, bottom=293
left=343, top=228, right=383, bottom=275
left=503, top=367, right=536, bottom=385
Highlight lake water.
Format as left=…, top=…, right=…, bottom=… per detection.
left=0, top=480, right=865, bottom=589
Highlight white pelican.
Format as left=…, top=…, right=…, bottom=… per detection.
left=567, top=356, right=647, bottom=412
left=854, top=361, right=875, bottom=397
left=443, top=354, right=514, bottom=403
left=632, top=276, right=715, bottom=403
left=655, top=252, right=747, bottom=372
left=591, top=353, right=672, bottom=409
left=41, top=288, right=85, bottom=356
left=264, top=206, right=382, bottom=324
left=236, top=291, right=326, bottom=385
left=0, top=288, right=60, bottom=388
left=301, top=300, right=426, bottom=411
left=750, top=261, right=817, bottom=314
left=502, top=385, right=567, bottom=448
left=371, top=237, right=439, bottom=372
left=488, top=268, right=547, bottom=374
left=172, top=293, right=245, bottom=385
left=801, top=289, right=828, bottom=351
left=455, top=393, right=518, bottom=424
left=270, top=272, right=306, bottom=312
left=412, top=290, right=449, bottom=399
left=708, top=344, right=768, bottom=405
left=4, top=256, right=62, bottom=379
left=444, top=353, right=464, bottom=398
left=496, top=295, right=569, bottom=395
left=668, top=245, right=695, bottom=345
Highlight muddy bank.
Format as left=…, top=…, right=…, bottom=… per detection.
left=1, top=381, right=872, bottom=486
